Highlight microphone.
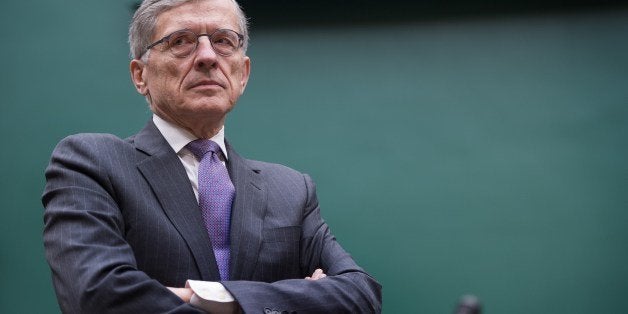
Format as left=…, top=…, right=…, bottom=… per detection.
left=454, top=294, right=481, bottom=314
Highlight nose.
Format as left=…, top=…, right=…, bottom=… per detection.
left=193, top=36, right=218, bottom=70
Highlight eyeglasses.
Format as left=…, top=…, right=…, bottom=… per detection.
left=144, top=28, right=244, bottom=58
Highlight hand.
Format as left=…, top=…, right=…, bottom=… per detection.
left=305, top=268, right=327, bottom=280
left=167, top=287, right=193, bottom=303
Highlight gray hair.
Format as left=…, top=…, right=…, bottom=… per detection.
left=128, top=0, right=249, bottom=60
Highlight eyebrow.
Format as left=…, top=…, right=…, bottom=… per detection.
left=164, top=21, right=225, bottom=33
left=162, top=17, right=240, bottom=32
left=165, top=28, right=193, bottom=36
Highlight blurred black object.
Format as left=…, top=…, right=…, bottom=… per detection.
left=131, top=0, right=628, bottom=27
left=238, top=0, right=628, bottom=28
left=454, top=295, right=482, bottom=314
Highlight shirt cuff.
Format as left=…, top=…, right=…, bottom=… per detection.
left=185, top=280, right=240, bottom=313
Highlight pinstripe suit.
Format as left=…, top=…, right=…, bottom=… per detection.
left=43, top=121, right=382, bottom=313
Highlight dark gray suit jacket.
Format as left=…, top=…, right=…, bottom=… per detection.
left=42, top=121, right=382, bottom=313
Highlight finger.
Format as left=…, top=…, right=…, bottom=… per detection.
left=312, top=269, right=327, bottom=280
left=167, top=287, right=193, bottom=302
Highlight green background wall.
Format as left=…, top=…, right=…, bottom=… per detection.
left=1, top=1, right=627, bottom=313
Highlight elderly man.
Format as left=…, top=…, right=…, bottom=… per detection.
left=42, top=0, right=382, bottom=313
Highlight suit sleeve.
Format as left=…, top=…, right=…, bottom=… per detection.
left=42, top=135, right=204, bottom=314
left=222, top=174, right=383, bottom=313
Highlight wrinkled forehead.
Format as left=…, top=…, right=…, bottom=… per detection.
left=153, top=0, right=241, bottom=39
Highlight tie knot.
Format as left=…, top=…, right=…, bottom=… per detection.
left=186, top=139, right=221, bottom=159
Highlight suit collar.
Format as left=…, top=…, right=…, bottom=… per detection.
left=133, top=120, right=173, bottom=156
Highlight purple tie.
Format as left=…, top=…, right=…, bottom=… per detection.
left=187, top=139, right=234, bottom=281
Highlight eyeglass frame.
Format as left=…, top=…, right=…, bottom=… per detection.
left=141, top=28, right=244, bottom=58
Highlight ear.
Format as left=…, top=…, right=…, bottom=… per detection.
left=239, top=56, right=251, bottom=94
left=130, top=59, right=149, bottom=95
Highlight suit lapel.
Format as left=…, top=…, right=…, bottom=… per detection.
left=226, top=142, right=267, bottom=280
left=133, top=121, right=221, bottom=281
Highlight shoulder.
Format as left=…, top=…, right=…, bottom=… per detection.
left=55, top=133, right=130, bottom=149
left=50, top=133, right=137, bottom=163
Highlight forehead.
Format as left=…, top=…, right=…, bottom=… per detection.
left=153, top=0, right=240, bottom=38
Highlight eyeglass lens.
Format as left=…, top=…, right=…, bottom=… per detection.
left=166, top=29, right=241, bottom=57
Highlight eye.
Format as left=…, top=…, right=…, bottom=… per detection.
left=212, top=30, right=239, bottom=49
left=168, top=31, right=196, bottom=48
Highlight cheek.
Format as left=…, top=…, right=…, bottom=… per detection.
left=146, top=67, right=183, bottom=106
left=228, top=62, right=246, bottom=90
left=150, top=60, right=185, bottom=89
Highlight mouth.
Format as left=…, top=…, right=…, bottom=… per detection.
left=189, top=79, right=224, bottom=90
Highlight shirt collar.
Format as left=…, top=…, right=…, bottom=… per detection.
left=152, top=114, right=228, bottom=159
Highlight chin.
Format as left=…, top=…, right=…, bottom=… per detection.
left=188, top=102, right=233, bottom=117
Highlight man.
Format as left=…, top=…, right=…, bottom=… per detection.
left=42, top=0, right=382, bottom=313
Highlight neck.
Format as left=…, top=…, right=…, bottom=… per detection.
left=186, top=124, right=223, bottom=139
left=154, top=112, right=224, bottom=139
